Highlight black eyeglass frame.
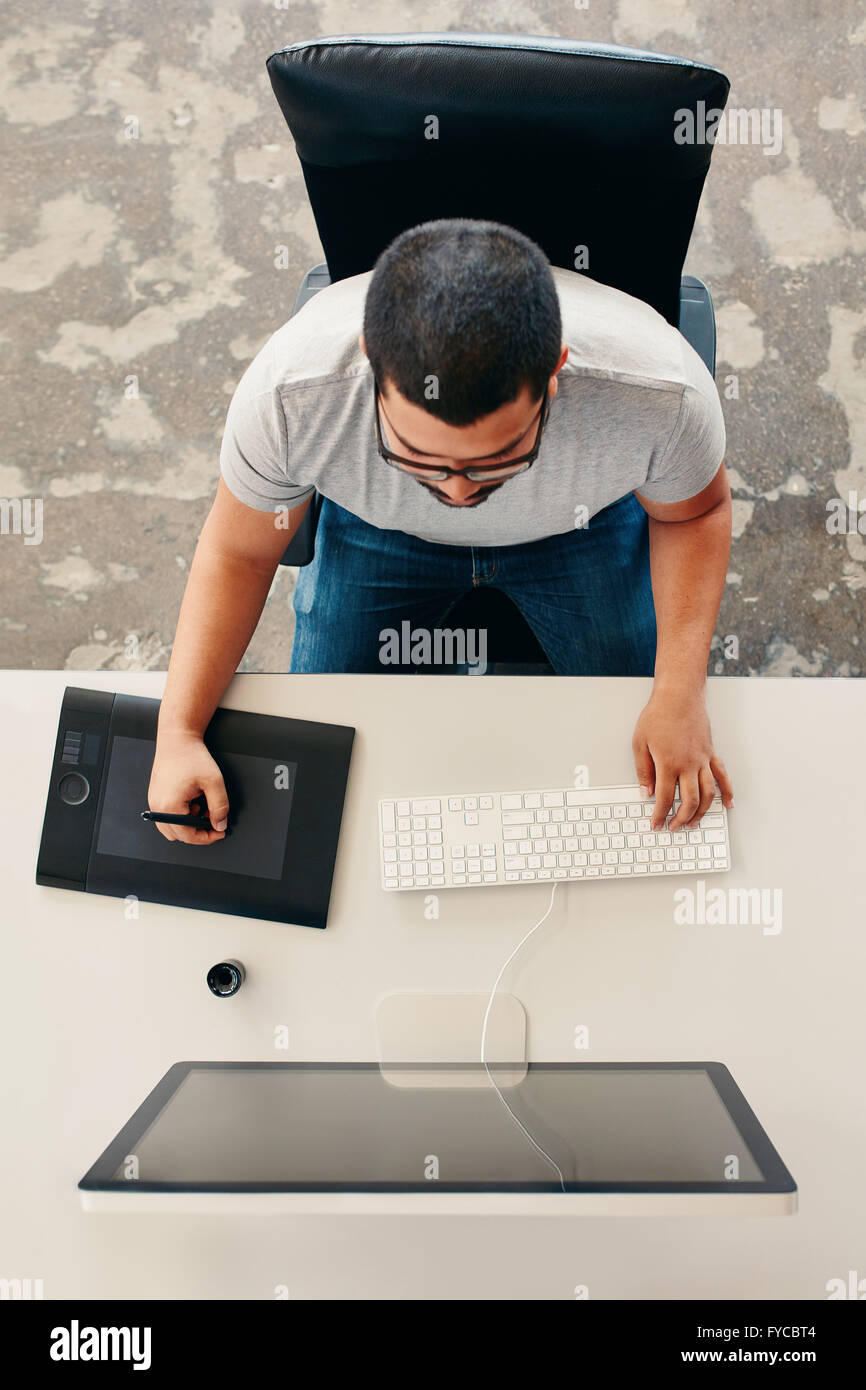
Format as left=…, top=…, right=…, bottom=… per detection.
left=373, top=381, right=550, bottom=482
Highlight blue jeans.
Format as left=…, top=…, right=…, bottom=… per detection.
left=290, top=492, right=657, bottom=675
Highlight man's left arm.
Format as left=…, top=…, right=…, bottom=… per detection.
left=633, top=460, right=735, bottom=831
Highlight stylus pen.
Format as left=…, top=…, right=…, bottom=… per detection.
left=140, top=810, right=216, bottom=830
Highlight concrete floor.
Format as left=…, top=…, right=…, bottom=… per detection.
left=0, top=0, right=864, bottom=674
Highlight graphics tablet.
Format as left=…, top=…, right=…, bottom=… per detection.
left=36, top=687, right=355, bottom=928
left=79, top=1061, right=797, bottom=1215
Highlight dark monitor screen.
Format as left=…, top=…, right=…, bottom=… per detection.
left=95, top=736, right=297, bottom=881
left=76, top=1063, right=797, bottom=1193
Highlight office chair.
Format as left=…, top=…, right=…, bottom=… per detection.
left=267, top=33, right=729, bottom=672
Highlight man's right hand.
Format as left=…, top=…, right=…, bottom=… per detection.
left=147, top=729, right=230, bottom=845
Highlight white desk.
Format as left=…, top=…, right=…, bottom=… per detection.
left=1, top=671, right=864, bottom=1299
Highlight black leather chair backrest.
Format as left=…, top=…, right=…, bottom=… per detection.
left=267, top=32, right=729, bottom=327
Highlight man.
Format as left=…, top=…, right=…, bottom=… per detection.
left=149, top=219, right=734, bottom=843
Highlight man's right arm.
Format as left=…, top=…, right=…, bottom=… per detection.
left=148, top=480, right=312, bottom=844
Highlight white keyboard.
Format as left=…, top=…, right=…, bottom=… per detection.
left=378, top=784, right=730, bottom=891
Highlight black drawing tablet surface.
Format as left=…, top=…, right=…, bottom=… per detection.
left=36, top=688, right=355, bottom=929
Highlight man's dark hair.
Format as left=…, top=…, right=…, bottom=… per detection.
left=363, top=219, right=562, bottom=427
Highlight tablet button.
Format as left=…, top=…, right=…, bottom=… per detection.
left=58, top=772, right=90, bottom=805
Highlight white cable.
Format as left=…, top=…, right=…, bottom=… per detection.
left=480, top=882, right=566, bottom=1192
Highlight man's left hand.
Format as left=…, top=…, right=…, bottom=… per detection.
left=632, top=689, right=734, bottom=831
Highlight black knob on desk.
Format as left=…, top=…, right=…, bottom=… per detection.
left=206, top=960, right=246, bottom=997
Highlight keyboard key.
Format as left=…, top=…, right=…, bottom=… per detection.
left=397, top=801, right=410, bottom=817
left=543, top=791, right=564, bottom=806
left=479, top=796, right=494, bottom=810
left=467, top=844, right=480, bottom=858
left=483, top=858, right=497, bottom=872
left=465, top=812, right=479, bottom=826
left=382, top=803, right=396, bottom=832
left=501, top=795, right=522, bottom=810
left=449, top=798, right=462, bottom=812
left=482, top=843, right=496, bottom=856
left=524, top=793, right=541, bottom=808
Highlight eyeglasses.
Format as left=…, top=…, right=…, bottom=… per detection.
left=373, top=381, right=549, bottom=483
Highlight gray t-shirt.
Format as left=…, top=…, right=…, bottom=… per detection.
left=219, top=266, right=725, bottom=547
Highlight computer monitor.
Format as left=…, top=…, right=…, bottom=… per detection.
left=79, top=1061, right=797, bottom=1215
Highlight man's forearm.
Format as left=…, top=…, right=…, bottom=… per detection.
left=647, top=495, right=732, bottom=697
left=158, top=541, right=278, bottom=738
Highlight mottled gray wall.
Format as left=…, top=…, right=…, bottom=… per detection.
left=1, top=1, right=863, bottom=673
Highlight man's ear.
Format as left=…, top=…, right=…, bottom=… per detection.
left=548, top=342, right=568, bottom=397
left=358, top=332, right=367, bottom=356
